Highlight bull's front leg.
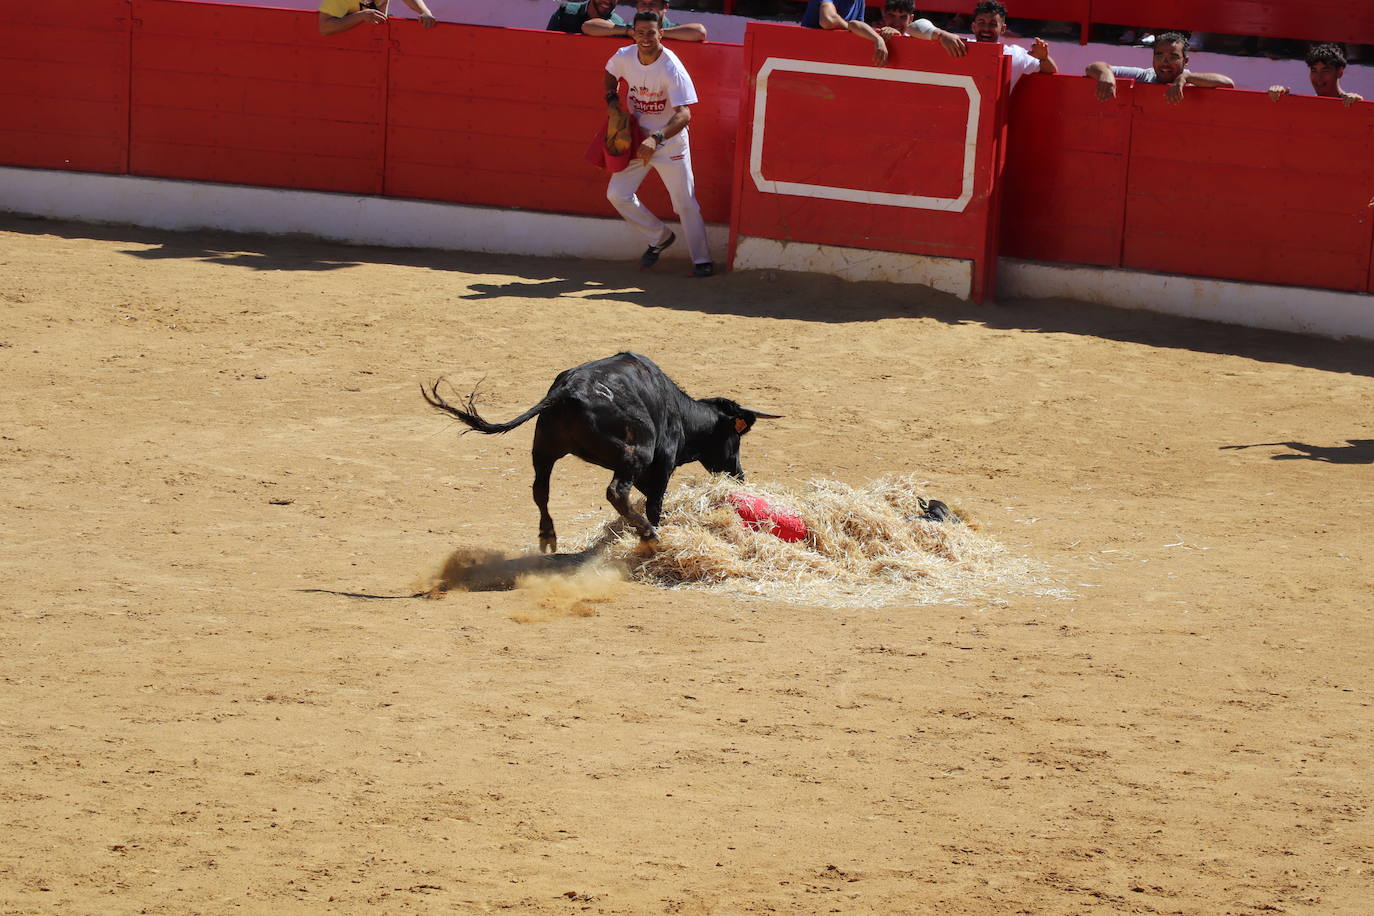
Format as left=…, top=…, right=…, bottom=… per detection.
left=642, top=470, right=671, bottom=531
left=606, top=473, right=657, bottom=553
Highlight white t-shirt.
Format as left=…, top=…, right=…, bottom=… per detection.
left=605, top=45, right=698, bottom=132
left=1002, top=42, right=1042, bottom=90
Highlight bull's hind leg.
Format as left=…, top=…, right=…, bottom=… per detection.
left=532, top=427, right=566, bottom=554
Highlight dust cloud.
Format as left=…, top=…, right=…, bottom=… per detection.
left=416, top=545, right=627, bottom=621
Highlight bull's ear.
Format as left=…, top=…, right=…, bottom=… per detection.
left=734, top=417, right=749, bottom=434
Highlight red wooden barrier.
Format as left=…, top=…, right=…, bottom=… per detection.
left=7, top=1, right=1373, bottom=301
left=1122, top=88, right=1374, bottom=293
left=129, top=0, right=387, bottom=194
left=730, top=22, right=1010, bottom=300
left=1, top=0, right=132, bottom=174
left=1000, top=73, right=1131, bottom=266
left=385, top=25, right=740, bottom=223
left=1091, top=0, right=1374, bottom=46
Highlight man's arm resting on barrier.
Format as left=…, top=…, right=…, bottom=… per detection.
left=318, top=6, right=386, bottom=35
left=1184, top=72, right=1234, bottom=89
left=1164, top=71, right=1233, bottom=104
left=1030, top=37, right=1057, bottom=75
left=662, top=22, right=707, bottom=41
left=909, top=17, right=966, bottom=56
left=584, top=17, right=632, bottom=37
left=1086, top=61, right=1116, bottom=101
left=847, top=20, right=888, bottom=67
left=396, top=0, right=436, bottom=28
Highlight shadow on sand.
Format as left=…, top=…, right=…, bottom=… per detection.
left=9, top=212, right=1374, bottom=378
left=1220, top=439, right=1374, bottom=464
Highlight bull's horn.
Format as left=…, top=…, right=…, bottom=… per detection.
left=746, top=409, right=782, bottom=419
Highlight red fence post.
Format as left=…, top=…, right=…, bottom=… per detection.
left=1, top=0, right=133, bottom=175
left=128, top=0, right=386, bottom=194
left=999, top=73, right=1133, bottom=268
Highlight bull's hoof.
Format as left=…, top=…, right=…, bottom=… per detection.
left=539, top=535, right=558, bottom=554
left=633, top=536, right=660, bottom=557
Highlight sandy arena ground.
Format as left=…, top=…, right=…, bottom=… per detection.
left=1, top=212, right=1371, bottom=914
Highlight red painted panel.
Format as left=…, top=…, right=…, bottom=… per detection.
left=384, top=23, right=741, bottom=223
left=1091, top=0, right=1374, bottom=45
left=1000, top=74, right=1131, bottom=266
left=1122, top=89, right=1374, bottom=292
left=758, top=71, right=970, bottom=200
left=0, top=0, right=131, bottom=173
left=129, top=0, right=386, bottom=194
left=731, top=22, right=1008, bottom=299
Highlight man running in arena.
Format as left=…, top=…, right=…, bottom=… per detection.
left=902, top=1, right=1056, bottom=91
left=603, top=11, right=714, bottom=276
left=1268, top=43, right=1365, bottom=106
left=1087, top=31, right=1234, bottom=104
left=584, top=0, right=707, bottom=41
left=318, top=0, right=435, bottom=35
left=801, top=0, right=890, bottom=67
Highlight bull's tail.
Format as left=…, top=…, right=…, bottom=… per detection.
left=421, top=378, right=558, bottom=435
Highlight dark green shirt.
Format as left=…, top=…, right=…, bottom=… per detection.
left=546, top=1, right=628, bottom=34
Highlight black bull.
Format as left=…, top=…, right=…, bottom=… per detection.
left=422, top=352, right=779, bottom=553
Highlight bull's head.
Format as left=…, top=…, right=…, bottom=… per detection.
left=698, top=398, right=781, bottom=480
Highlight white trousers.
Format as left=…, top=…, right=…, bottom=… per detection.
left=606, top=129, right=711, bottom=265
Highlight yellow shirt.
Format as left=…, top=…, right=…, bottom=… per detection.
left=319, top=0, right=368, bottom=16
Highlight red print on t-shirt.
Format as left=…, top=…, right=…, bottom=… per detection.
left=632, top=85, right=667, bottom=115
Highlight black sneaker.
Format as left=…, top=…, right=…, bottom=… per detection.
left=691, top=261, right=714, bottom=278
left=640, top=232, right=675, bottom=268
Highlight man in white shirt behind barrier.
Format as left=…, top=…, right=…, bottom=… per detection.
left=900, top=1, right=1056, bottom=91
left=603, top=11, right=713, bottom=277
left=1087, top=31, right=1234, bottom=104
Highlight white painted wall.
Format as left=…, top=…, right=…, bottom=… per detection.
left=735, top=236, right=972, bottom=300
left=1000, top=259, right=1374, bottom=341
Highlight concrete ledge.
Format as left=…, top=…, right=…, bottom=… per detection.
left=0, top=166, right=727, bottom=264
left=1000, top=258, right=1374, bottom=342
left=734, top=236, right=973, bottom=300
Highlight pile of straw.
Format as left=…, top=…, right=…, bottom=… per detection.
left=575, top=474, right=1066, bottom=608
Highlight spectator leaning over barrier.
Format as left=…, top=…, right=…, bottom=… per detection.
left=1269, top=43, right=1364, bottom=106
left=586, top=0, right=707, bottom=41
left=318, top=0, right=435, bottom=35
left=801, top=0, right=889, bottom=68
left=1087, top=32, right=1234, bottom=105
left=604, top=11, right=714, bottom=277
left=548, top=0, right=626, bottom=35
left=876, top=0, right=967, bottom=58
left=907, top=1, right=1056, bottom=91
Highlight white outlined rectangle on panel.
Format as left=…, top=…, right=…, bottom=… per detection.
left=750, top=58, right=980, bottom=212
